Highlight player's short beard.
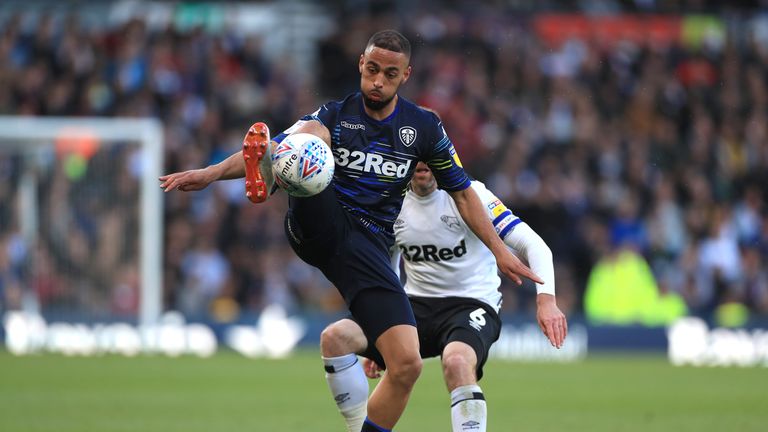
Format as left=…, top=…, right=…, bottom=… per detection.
left=363, top=93, right=394, bottom=111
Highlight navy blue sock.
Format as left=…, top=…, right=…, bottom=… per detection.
left=361, top=418, right=392, bottom=432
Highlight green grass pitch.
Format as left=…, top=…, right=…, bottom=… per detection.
left=1, top=350, right=765, bottom=431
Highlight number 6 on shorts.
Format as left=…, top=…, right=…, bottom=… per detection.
left=469, top=308, right=487, bottom=330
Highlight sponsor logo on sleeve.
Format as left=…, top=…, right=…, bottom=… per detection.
left=449, top=145, right=463, bottom=168
left=487, top=199, right=508, bottom=218
left=493, top=215, right=514, bottom=235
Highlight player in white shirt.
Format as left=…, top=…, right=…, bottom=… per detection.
left=320, top=162, right=567, bottom=432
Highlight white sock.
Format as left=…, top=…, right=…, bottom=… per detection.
left=450, top=384, right=487, bottom=432
left=323, top=354, right=368, bottom=432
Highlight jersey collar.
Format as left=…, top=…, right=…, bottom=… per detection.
left=407, top=187, right=440, bottom=203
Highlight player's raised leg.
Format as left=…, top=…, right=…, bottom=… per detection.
left=320, top=319, right=370, bottom=432
left=442, top=341, right=487, bottom=432
left=242, top=122, right=274, bottom=203
left=362, top=324, right=422, bottom=431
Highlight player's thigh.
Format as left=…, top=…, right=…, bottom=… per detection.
left=408, top=297, right=444, bottom=360
left=284, top=187, right=348, bottom=267
left=319, top=221, right=405, bottom=308
left=350, top=288, right=417, bottom=369
left=374, top=324, right=421, bottom=375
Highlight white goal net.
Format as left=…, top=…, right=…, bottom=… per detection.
left=0, top=116, right=163, bottom=328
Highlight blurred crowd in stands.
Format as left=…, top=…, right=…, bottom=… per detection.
left=1, top=1, right=767, bottom=327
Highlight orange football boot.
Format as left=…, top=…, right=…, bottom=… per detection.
left=242, top=122, right=275, bottom=203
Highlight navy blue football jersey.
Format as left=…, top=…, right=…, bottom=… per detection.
left=274, top=92, right=470, bottom=236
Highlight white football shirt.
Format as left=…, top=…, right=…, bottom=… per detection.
left=392, top=181, right=521, bottom=312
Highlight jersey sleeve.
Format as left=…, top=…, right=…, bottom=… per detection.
left=423, top=114, right=471, bottom=192
left=272, top=102, right=340, bottom=143
left=470, top=181, right=522, bottom=240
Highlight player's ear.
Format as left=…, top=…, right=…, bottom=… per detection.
left=401, top=65, right=412, bottom=84
left=359, top=55, right=365, bottom=74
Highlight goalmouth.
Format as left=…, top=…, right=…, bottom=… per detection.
left=0, top=116, right=164, bottom=328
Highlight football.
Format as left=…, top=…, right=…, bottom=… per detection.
left=271, top=133, right=334, bottom=197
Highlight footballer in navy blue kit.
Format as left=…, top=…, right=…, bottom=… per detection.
left=159, top=29, right=541, bottom=432
left=273, top=92, right=471, bottom=311
left=296, top=92, right=471, bottom=232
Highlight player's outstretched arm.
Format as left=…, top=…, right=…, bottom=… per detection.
left=159, top=118, right=333, bottom=193
left=503, top=223, right=554, bottom=293
left=159, top=150, right=246, bottom=192
left=501, top=221, right=567, bottom=347
left=448, top=187, right=543, bottom=285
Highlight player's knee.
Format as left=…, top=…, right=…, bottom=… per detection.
left=318, top=128, right=332, bottom=148
left=302, top=120, right=331, bottom=147
left=320, top=323, right=354, bottom=357
left=387, top=352, right=422, bottom=386
left=442, top=351, right=474, bottom=382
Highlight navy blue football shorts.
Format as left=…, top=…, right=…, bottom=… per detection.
left=359, top=296, right=502, bottom=380
left=284, top=186, right=416, bottom=343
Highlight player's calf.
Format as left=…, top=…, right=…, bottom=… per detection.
left=320, top=320, right=371, bottom=432
left=323, top=353, right=369, bottom=432
left=442, top=342, right=486, bottom=431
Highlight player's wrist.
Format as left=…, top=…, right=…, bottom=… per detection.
left=489, top=239, right=510, bottom=258
left=206, top=164, right=223, bottom=182
left=536, top=293, right=556, bottom=305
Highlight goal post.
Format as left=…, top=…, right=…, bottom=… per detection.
left=0, top=116, right=164, bottom=328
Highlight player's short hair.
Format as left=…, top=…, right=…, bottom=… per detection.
left=366, top=30, right=411, bottom=60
